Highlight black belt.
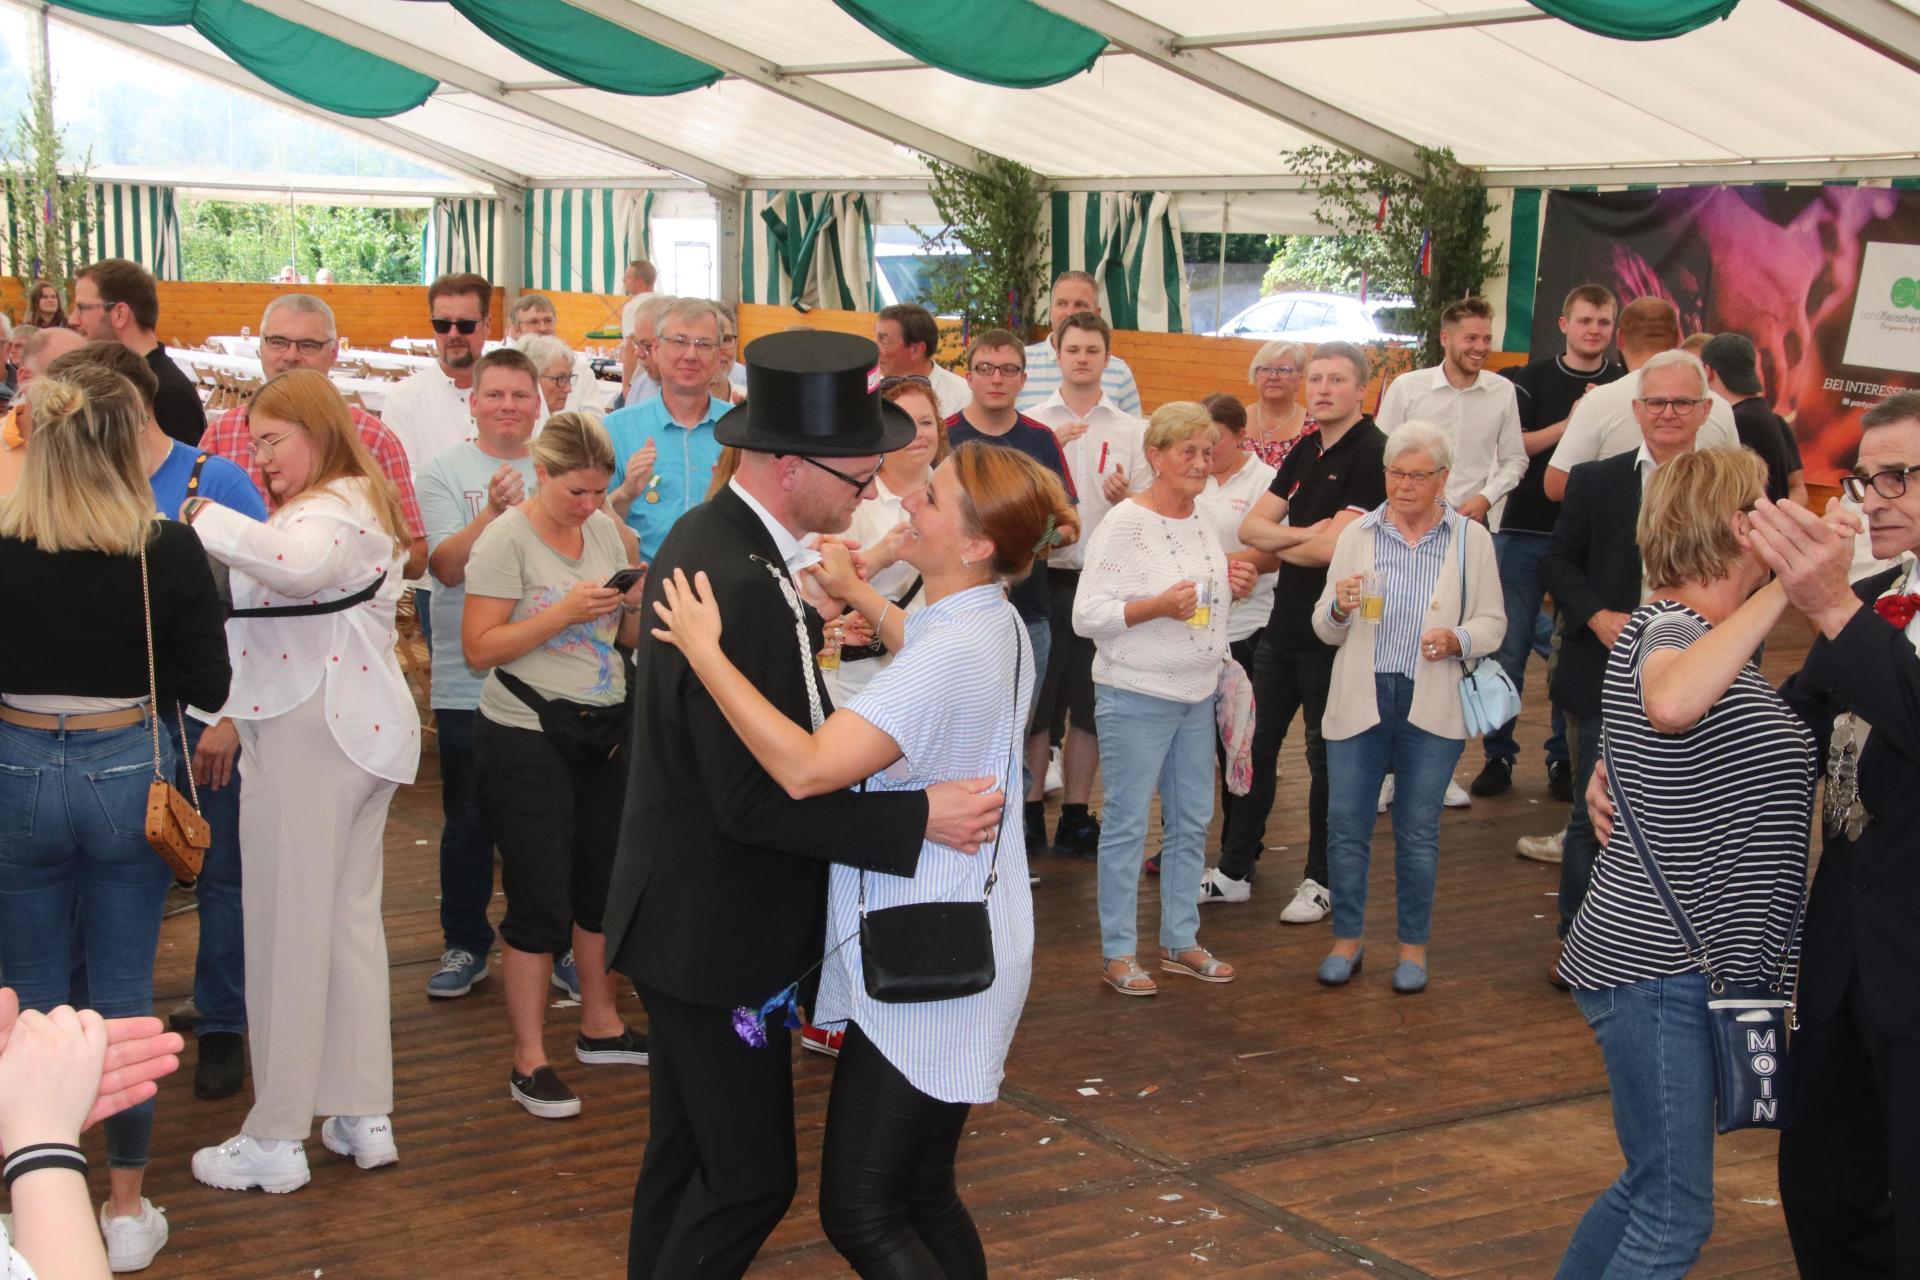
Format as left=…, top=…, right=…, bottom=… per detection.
left=229, top=572, right=386, bottom=618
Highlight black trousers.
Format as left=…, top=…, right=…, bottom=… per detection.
left=819, top=1022, right=984, bottom=1280
left=1218, top=640, right=1332, bottom=884
left=628, top=984, right=798, bottom=1280
left=1779, top=965, right=1920, bottom=1279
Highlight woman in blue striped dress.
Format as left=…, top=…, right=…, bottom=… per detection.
left=649, top=440, right=1071, bottom=1279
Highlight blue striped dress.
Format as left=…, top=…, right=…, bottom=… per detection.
left=813, top=585, right=1036, bottom=1104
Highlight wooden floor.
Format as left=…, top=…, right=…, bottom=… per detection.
left=89, top=629, right=1810, bottom=1278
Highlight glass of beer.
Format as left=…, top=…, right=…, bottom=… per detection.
left=1359, top=571, right=1386, bottom=624
left=818, top=620, right=844, bottom=671
left=1188, top=579, right=1212, bottom=629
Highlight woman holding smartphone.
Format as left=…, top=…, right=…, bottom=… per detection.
left=462, top=410, right=650, bottom=1121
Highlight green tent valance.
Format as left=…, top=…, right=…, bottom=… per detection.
left=450, top=0, right=722, bottom=97
left=831, top=0, right=1104, bottom=88
left=1532, top=0, right=1740, bottom=40
left=50, top=0, right=435, bottom=118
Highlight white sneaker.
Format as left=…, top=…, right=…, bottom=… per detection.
left=1197, top=867, right=1251, bottom=904
left=1377, top=776, right=1395, bottom=813
left=1044, top=745, right=1063, bottom=796
left=1279, top=877, right=1331, bottom=924
left=99, top=1197, right=168, bottom=1273
left=321, top=1114, right=399, bottom=1170
left=191, top=1133, right=311, bottom=1194
left=1443, top=780, right=1472, bottom=808
left=1517, top=829, right=1566, bottom=863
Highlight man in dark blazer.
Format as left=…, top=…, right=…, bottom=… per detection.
left=602, top=331, right=1003, bottom=1280
left=1539, top=349, right=1716, bottom=981
left=1753, top=391, right=1920, bottom=1279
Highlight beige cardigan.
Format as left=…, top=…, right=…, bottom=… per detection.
left=1311, top=508, right=1507, bottom=742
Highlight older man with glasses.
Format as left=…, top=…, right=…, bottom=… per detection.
left=507, top=292, right=600, bottom=412
left=605, top=298, right=733, bottom=561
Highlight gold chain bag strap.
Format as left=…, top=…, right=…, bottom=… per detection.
left=140, top=544, right=210, bottom=884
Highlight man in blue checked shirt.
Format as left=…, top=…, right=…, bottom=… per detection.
left=605, top=298, right=732, bottom=560
left=1018, top=271, right=1142, bottom=416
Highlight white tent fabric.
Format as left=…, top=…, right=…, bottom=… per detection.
left=1050, top=192, right=1191, bottom=334
left=92, top=182, right=183, bottom=280
left=524, top=189, right=653, bottom=295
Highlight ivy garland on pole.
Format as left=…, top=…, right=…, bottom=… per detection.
left=1281, top=144, right=1503, bottom=368
left=0, top=71, right=93, bottom=286
left=918, top=153, right=1049, bottom=346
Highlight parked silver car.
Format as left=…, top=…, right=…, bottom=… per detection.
left=1209, top=291, right=1416, bottom=346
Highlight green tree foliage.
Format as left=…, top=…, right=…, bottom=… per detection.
left=180, top=200, right=427, bottom=284
left=1262, top=234, right=1367, bottom=295
left=919, top=154, right=1048, bottom=337
left=1279, top=145, right=1503, bottom=366
left=0, top=72, right=93, bottom=283
left=1182, top=232, right=1278, bottom=266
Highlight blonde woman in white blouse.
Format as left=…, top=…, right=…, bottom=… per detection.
left=180, top=371, right=417, bottom=1195
left=1074, top=402, right=1253, bottom=997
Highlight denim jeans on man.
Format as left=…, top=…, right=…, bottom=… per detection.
left=1093, top=684, right=1212, bottom=959
left=1560, top=710, right=1605, bottom=938
left=1022, top=618, right=1051, bottom=799
left=434, top=708, right=497, bottom=956
left=1484, top=530, right=1569, bottom=768
left=1558, top=975, right=1716, bottom=1278
left=0, top=717, right=177, bottom=1169
left=1218, top=642, right=1332, bottom=884
left=1324, top=673, right=1464, bottom=944
left=173, top=714, right=246, bottom=1035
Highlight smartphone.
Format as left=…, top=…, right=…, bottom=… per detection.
left=604, top=567, right=645, bottom=593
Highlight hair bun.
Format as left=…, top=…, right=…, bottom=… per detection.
left=25, top=377, right=85, bottom=423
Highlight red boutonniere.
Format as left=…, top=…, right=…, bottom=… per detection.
left=1874, top=593, right=1920, bottom=629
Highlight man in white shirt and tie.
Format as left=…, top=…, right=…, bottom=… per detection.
left=1023, top=310, right=1147, bottom=857
left=1375, top=296, right=1526, bottom=524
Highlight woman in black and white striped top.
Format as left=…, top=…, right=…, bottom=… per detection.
left=1557, top=449, right=1814, bottom=1279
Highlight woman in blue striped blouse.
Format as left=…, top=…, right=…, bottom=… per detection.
left=648, top=441, right=1070, bottom=1280
left=1313, top=421, right=1506, bottom=994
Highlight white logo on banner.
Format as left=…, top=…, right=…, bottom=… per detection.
left=1842, top=241, right=1920, bottom=376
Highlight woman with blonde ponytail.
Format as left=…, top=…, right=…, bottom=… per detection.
left=0, top=368, right=230, bottom=1272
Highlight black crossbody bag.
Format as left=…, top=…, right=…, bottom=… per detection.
left=857, top=615, right=1020, bottom=1004
left=495, top=667, right=632, bottom=766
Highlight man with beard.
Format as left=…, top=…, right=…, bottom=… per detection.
left=603, top=332, right=1005, bottom=1278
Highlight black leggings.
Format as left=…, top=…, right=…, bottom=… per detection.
left=818, top=1023, right=986, bottom=1279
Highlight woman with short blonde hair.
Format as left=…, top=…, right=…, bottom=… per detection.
left=1243, top=339, right=1315, bottom=467
left=1557, top=446, right=1815, bottom=1277
left=0, top=368, right=229, bottom=1268
left=184, top=369, right=419, bottom=1194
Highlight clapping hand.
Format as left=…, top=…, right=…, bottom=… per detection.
left=0, top=989, right=184, bottom=1145
left=485, top=463, right=527, bottom=514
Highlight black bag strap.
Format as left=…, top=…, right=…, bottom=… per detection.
left=186, top=452, right=210, bottom=498
left=494, top=667, right=554, bottom=715
left=227, top=571, right=385, bottom=618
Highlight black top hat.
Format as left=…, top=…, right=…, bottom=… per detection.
left=1698, top=333, right=1763, bottom=397
left=715, top=331, right=917, bottom=458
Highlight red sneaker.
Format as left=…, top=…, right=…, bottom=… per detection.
left=799, top=1024, right=844, bottom=1057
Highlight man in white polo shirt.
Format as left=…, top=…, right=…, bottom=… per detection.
left=874, top=303, right=970, bottom=419
left=618, top=257, right=657, bottom=338
left=1375, top=295, right=1526, bottom=524
left=1022, top=310, right=1147, bottom=858
left=1019, top=270, right=1142, bottom=415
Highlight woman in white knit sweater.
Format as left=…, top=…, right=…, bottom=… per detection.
left=1312, top=421, right=1506, bottom=994
left=1075, top=402, right=1256, bottom=997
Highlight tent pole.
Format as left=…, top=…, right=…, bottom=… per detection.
left=713, top=187, right=742, bottom=308
left=1216, top=193, right=1229, bottom=333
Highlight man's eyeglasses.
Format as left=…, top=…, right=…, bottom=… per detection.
left=541, top=372, right=577, bottom=388
left=970, top=362, right=1024, bottom=379
left=656, top=334, right=719, bottom=355
left=262, top=336, right=332, bottom=355
left=1638, top=396, right=1708, bottom=417
left=430, top=317, right=481, bottom=335
left=70, top=300, right=117, bottom=316
left=1840, top=464, right=1920, bottom=502
left=1253, top=365, right=1299, bottom=379
left=785, top=454, right=879, bottom=494
left=245, top=426, right=304, bottom=460
left=879, top=374, right=932, bottom=392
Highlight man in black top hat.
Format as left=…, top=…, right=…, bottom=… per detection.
left=1699, top=331, right=1806, bottom=506
left=603, top=330, right=1005, bottom=1280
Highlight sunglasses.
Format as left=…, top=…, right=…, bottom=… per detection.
left=430, top=317, right=482, bottom=335
left=878, top=374, right=933, bottom=392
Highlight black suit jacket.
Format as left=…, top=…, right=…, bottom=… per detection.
left=602, top=487, right=928, bottom=1009
left=1779, top=568, right=1920, bottom=1038
left=1539, top=450, right=1643, bottom=719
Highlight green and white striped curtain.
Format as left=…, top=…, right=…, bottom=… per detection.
left=429, top=197, right=500, bottom=279
left=524, top=189, right=654, bottom=295
left=92, top=183, right=181, bottom=280
left=1049, top=191, right=1189, bottom=333
left=741, top=191, right=878, bottom=311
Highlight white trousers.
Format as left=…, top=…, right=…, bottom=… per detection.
left=237, top=691, right=398, bottom=1141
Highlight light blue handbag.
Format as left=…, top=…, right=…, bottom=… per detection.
left=1452, top=519, right=1520, bottom=737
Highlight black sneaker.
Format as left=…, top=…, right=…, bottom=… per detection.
left=194, top=1031, right=246, bottom=1101
left=575, top=1027, right=649, bottom=1066
left=1548, top=760, right=1573, bottom=803
left=1052, top=810, right=1101, bottom=858
left=510, top=1066, right=582, bottom=1119
left=1024, top=801, right=1047, bottom=859
left=1469, top=758, right=1513, bottom=797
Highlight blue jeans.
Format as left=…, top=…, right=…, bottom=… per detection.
left=1561, top=710, right=1605, bottom=939
left=1022, top=618, right=1051, bottom=799
left=435, top=709, right=497, bottom=955
left=0, top=717, right=176, bottom=1169
left=1485, top=531, right=1568, bottom=767
left=1093, top=684, right=1213, bottom=958
left=1324, top=674, right=1464, bottom=945
left=414, top=586, right=433, bottom=651
left=1559, top=975, right=1717, bottom=1278
left=176, top=715, right=246, bottom=1034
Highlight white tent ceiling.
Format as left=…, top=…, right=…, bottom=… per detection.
left=15, top=0, right=1920, bottom=230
